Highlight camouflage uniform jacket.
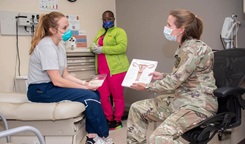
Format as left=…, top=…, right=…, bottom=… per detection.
left=148, top=39, right=218, bottom=117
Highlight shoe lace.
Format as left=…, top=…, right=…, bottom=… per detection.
left=94, top=136, right=114, bottom=144
left=104, top=138, right=114, bottom=144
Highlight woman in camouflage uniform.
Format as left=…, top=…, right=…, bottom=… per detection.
left=127, top=9, right=218, bottom=144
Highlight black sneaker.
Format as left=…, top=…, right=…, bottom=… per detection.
left=107, top=119, right=116, bottom=129
left=109, top=120, right=123, bottom=130
left=85, top=136, right=96, bottom=144
left=115, top=121, right=123, bottom=129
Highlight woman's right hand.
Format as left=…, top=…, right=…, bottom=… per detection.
left=149, top=71, right=163, bottom=80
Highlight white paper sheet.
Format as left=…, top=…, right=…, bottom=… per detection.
left=122, top=59, right=158, bottom=87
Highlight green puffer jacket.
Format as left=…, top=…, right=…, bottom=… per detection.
left=91, top=27, right=129, bottom=75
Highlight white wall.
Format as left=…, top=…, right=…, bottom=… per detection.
left=0, top=0, right=115, bottom=92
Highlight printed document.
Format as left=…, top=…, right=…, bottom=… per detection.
left=122, top=59, right=158, bottom=87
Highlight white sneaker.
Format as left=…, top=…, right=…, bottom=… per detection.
left=104, top=137, right=114, bottom=144
left=92, top=136, right=114, bottom=144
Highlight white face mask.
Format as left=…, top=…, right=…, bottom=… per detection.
left=163, top=26, right=177, bottom=41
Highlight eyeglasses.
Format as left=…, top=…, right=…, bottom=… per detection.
left=102, top=17, right=115, bottom=21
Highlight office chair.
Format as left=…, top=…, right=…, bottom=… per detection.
left=0, top=112, right=45, bottom=144
left=181, top=48, right=245, bottom=144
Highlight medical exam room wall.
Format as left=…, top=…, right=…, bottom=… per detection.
left=0, top=0, right=116, bottom=92
left=115, top=0, right=245, bottom=143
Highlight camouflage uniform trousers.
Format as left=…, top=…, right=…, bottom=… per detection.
left=127, top=95, right=208, bottom=144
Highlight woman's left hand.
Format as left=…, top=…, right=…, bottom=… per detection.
left=87, top=85, right=99, bottom=91
left=130, top=82, right=147, bottom=91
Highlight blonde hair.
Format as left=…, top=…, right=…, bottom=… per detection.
left=29, top=11, right=65, bottom=54
left=170, top=9, right=203, bottom=43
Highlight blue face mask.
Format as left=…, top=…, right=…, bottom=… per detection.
left=163, top=26, right=177, bottom=41
left=62, top=29, right=72, bottom=42
left=103, top=21, right=114, bottom=29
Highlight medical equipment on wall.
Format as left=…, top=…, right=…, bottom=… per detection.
left=16, top=12, right=39, bottom=36
left=0, top=11, right=39, bottom=36
left=220, top=14, right=240, bottom=49
left=14, top=12, right=39, bottom=76
left=15, top=13, right=39, bottom=72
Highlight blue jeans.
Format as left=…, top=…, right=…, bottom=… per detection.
left=27, top=82, right=109, bottom=138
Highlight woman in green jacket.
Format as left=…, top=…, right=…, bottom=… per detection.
left=91, top=10, right=129, bottom=130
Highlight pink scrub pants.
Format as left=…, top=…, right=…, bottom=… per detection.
left=98, top=72, right=126, bottom=121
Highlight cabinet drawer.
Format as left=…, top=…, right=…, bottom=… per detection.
left=67, top=65, right=95, bottom=71
left=67, top=57, right=95, bottom=64
left=67, top=62, right=94, bottom=66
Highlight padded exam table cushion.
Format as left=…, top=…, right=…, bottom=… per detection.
left=0, top=93, right=85, bottom=120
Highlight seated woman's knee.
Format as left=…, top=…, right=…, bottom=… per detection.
left=89, top=91, right=100, bottom=101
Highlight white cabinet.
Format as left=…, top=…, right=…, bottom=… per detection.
left=66, top=48, right=96, bottom=81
